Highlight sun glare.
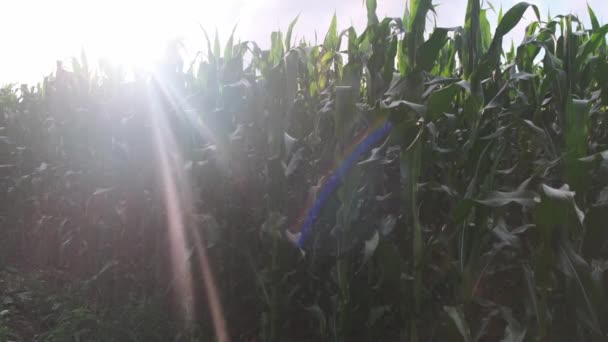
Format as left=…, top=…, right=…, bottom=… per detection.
left=2, top=0, right=241, bottom=81
left=86, top=0, right=251, bottom=70
left=82, top=0, right=190, bottom=71
left=1, top=0, right=288, bottom=83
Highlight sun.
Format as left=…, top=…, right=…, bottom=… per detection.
left=81, top=1, right=184, bottom=71
left=2, top=0, right=248, bottom=83
left=47, top=0, right=226, bottom=73
left=78, top=0, right=238, bottom=72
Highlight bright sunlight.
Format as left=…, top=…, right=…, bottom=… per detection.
left=1, top=0, right=247, bottom=82
left=2, top=0, right=605, bottom=83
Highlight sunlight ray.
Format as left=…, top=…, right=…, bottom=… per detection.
left=148, top=85, right=195, bottom=320
left=148, top=71, right=228, bottom=340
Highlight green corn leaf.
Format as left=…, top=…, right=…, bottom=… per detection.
left=416, top=27, right=450, bottom=71
left=366, top=0, right=379, bottom=26
left=588, top=4, right=600, bottom=31
left=498, top=5, right=504, bottom=23
left=285, top=51, right=298, bottom=104
left=408, top=0, right=434, bottom=67
left=496, top=2, right=540, bottom=37
left=381, top=99, right=427, bottom=117
left=480, top=9, right=492, bottom=54
left=285, top=15, right=299, bottom=49
left=486, top=2, right=540, bottom=70
left=534, top=184, right=585, bottom=245
left=564, top=98, right=591, bottom=193
left=270, top=31, right=284, bottom=66
left=382, top=35, right=398, bottom=88
left=463, top=0, right=481, bottom=79
left=397, top=38, right=409, bottom=75
left=426, top=84, right=458, bottom=120
left=565, top=98, right=590, bottom=159
left=577, top=24, right=608, bottom=65
left=323, top=13, right=338, bottom=51
left=443, top=40, right=458, bottom=76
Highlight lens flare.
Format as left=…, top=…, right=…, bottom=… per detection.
left=290, top=118, right=393, bottom=247
left=148, top=72, right=229, bottom=340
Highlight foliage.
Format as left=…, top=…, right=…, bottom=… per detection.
left=0, top=269, right=190, bottom=341
left=1, top=1, right=608, bottom=341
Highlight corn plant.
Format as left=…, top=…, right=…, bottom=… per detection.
left=1, top=1, right=607, bottom=341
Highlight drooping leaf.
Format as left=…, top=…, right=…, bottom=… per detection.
left=426, top=84, right=458, bottom=120
left=362, top=231, right=379, bottom=264
left=492, top=219, right=523, bottom=249
left=485, top=2, right=540, bottom=70
left=444, top=306, right=472, bottom=342
left=499, top=307, right=527, bottom=342
left=475, top=189, right=537, bottom=207
left=556, top=234, right=603, bottom=335
left=381, top=99, right=427, bottom=117
left=416, top=27, right=455, bottom=71
left=285, top=147, right=304, bottom=178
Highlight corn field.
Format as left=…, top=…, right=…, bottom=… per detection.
left=1, top=0, right=608, bottom=341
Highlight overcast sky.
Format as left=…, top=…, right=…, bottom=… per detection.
left=1, top=0, right=606, bottom=84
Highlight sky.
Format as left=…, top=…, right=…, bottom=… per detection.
left=1, top=0, right=606, bottom=84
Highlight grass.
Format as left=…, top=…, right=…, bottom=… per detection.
left=0, top=267, right=195, bottom=341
